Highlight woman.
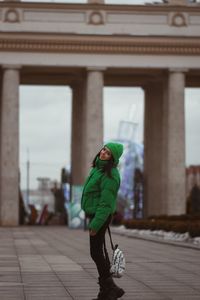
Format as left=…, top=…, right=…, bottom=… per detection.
left=81, top=142, right=125, bottom=300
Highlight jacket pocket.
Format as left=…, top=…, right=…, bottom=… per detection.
left=82, top=194, right=100, bottom=214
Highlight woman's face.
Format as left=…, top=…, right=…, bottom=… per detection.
left=99, top=147, right=112, bottom=161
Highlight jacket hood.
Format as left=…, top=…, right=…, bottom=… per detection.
left=104, top=142, right=124, bottom=165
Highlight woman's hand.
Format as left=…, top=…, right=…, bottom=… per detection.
left=89, top=229, right=97, bottom=236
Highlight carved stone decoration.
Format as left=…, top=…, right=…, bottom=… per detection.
left=170, top=12, right=188, bottom=27
left=88, top=11, right=104, bottom=25
left=4, top=9, right=20, bottom=23
left=1, top=36, right=200, bottom=56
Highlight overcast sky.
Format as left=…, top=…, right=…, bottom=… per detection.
left=19, top=86, right=144, bottom=189
left=20, top=86, right=200, bottom=190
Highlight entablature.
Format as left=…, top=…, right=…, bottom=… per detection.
left=0, top=2, right=200, bottom=37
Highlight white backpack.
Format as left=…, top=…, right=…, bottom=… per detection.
left=105, top=227, right=126, bottom=278
left=110, top=244, right=126, bottom=278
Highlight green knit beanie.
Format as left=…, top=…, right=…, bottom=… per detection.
left=105, top=142, right=124, bottom=164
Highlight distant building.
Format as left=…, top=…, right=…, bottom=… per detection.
left=186, top=166, right=200, bottom=196
left=22, top=178, right=55, bottom=213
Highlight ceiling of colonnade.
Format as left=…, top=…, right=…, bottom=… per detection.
left=19, top=67, right=200, bottom=88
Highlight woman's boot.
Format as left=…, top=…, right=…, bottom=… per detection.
left=92, top=276, right=125, bottom=300
left=92, top=277, right=108, bottom=300
left=103, top=276, right=125, bottom=300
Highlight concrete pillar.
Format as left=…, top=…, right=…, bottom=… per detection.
left=0, top=72, right=2, bottom=133
left=82, top=68, right=104, bottom=178
left=143, top=82, right=164, bottom=217
left=0, top=66, right=20, bottom=226
left=0, top=73, right=2, bottom=178
left=71, top=81, right=86, bottom=186
left=162, top=70, right=186, bottom=215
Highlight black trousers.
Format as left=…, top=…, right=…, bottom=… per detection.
left=90, top=216, right=111, bottom=280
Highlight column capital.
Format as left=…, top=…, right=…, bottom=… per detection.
left=86, top=66, right=106, bottom=72
left=168, top=68, right=188, bottom=74
left=3, top=0, right=21, bottom=2
left=2, top=64, right=21, bottom=70
left=88, top=0, right=104, bottom=3
left=167, top=0, right=188, bottom=5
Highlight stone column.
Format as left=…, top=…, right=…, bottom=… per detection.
left=82, top=68, right=104, bottom=178
left=162, top=70, right=186, bottom=215
left=0, top=73, right=2, bottom=137
left=0, top=74, right=2, bottom=174
left=71, top=80, right=86, bottom=186
left=143, top=82, right=164, bottom=217
left=0, top=66, right=20, bottom=226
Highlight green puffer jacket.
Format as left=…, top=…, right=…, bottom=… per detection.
left=81, top=142, right=123, bottom=232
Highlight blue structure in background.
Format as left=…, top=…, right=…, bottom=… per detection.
left=113, top=139, right=144, bottom=220
left=114, top=120, right=144, bottom=219
left=65, top=185, right=84, bottom=229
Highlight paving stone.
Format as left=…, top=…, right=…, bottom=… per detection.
left=171, top=297, right=200, bottom=300
left=0, top=297, right=25, bottom=300
left=0, top=287, right=24, bottom=298
left=26, top=298, right=72, bottom=300
left=24, top=286, right=70, bottom=297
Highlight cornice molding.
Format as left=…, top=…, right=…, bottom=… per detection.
left=0, top=34, right=200, bottom=56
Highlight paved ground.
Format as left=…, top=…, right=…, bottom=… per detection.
left=0, top=226, right=199, bottom=300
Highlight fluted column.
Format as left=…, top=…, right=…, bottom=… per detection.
left=0, top=66, right=20, bottom=226
left=143, top=82, right=164, bottom=217
left=162, top=69, right=186, bottom=215
left=82, top=68, right=104, bottom=178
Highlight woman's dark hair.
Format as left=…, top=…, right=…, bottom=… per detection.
left=92, top=151, right=115, bottom=178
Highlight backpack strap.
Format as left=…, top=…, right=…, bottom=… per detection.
left=103, top=233, right=110, bottom=266
left=103, top=220, right=116, bottom=266
left=107, top=226, right=115, bottom=251
left=103, top=225, right=114, bottom=265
